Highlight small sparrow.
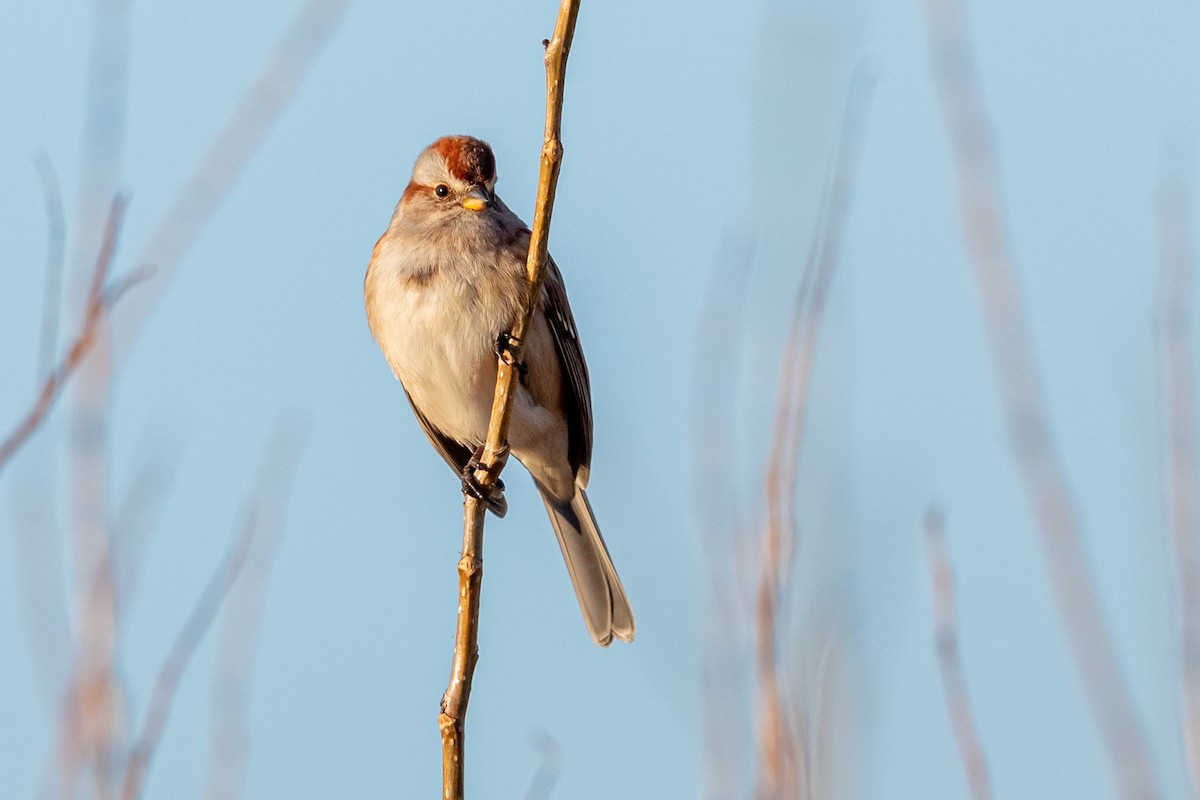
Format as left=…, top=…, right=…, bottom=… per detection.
left=364, top=135, right=634, bottom=646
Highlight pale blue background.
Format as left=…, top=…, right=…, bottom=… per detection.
left=2, top=1, right=1200, bottom=798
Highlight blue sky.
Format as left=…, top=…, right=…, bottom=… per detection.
left=2, top=1, right=1200, bottom=798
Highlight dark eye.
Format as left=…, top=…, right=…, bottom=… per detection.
left=435, top=184, right=450, bottom=198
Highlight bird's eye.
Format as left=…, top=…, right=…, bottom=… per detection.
left=435, top=184, right=450, bottom=198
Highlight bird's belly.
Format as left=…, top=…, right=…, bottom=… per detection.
left=375, top=284, right=503, bottom=446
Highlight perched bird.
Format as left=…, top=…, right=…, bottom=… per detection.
left=364, top=135, right=634, bottom=646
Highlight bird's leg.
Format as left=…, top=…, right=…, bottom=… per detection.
left=494, top=331, right=528, bottom=378
left=461, top=444, right=507, bottom=516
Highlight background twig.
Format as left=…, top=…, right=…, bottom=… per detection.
left=694, top=231, right=756, bottom=800
left=65, top=5, right=133, bottom=790
left=202, top=422, right=310, bottom=800
left=754, top=74, right=872, bottom=800
left=0, top=197, right=136, bottom=479
left=921, top=0, right=1162, bottom=796
left=33, top=151, right=67, bottom=379
left=522, top=730, right=563, bottom=800
left=924, top=507, right=994, bottom=800
left=119, top=428, right=308, bottom=800
left=108, top=0, right=350, bottom=364
left=1154, top=139, right=1200, bottom=794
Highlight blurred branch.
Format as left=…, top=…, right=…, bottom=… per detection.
left=66, top=10, right=133, bottom=792
left=9, top=475, right=71, bottom=710
left=112, top=446, right=184, bottom=613
left=69, top=0, right=131, bottom=312
left=110, top=0, right=349, bottom=364
left=440, top=3, right=581, bottom=798
left=33, top=151, right=68, bottom=378
left=693, top=231, right=755, bottom=583
left=522, top=730, right=563, bottom=800
left=120, top=428, right=307, bottom=800
left=202, top=421, right=309, bottom=800
left=924, top=508, right=994, bottom=800
left=920, top=1, right=1162, bottom=796
left=0, top=196, right=142, bottom=479
left=38, top=444, right=180, bottom=800
left=14, top=3, right=342, bottom=796
left=38, top=553, right=132, bottom=800
left=9, top=151, right=73, bottom=714
left=693, top=231, right=756, bottom=800
left=70, top=3, right=342, bottom=782
left=754, top=75, right=872, bottom=800
left=119, top=518, right=254, bottom=800
left=1154, top=140, right=1200, bottom=795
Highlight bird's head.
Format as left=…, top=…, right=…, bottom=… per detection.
left=399, top=135, right=498, bottom=225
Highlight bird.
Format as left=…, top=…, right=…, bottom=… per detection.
left=364, top=135, right=634, bottom=646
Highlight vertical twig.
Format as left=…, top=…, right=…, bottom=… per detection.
left=9, top=480, right=71, bottom=709
left=754, top=76, right=872, bottom=800
left=924, top=507, right=994, bottom=800
left=9, top=151, right=73, bottom=713
left=67, top=6, right=133, bottom=792
left=108, top=0, right=349, bottom=364
left=0, top=198, right=137, bottom=478
left=39, top=564, right=119, bottom=800
left=119, top=519, right=254, bottom=800
left=920, top=1, right=1162, bottom=796
left=9, top=4, right=343, bottom=797
left=694, top=232, right=756, bottom=800
left=202, top=422, right=310, bottom=800
left=119, top=429, right=308, bottom=800
left=33, top=151, right=68, bottom=379
left=438, top=3, right=581, bottom=798
left=522, top=730, right=563, bottom=800
left=1154, top=141, right=1200, bottom=794
left=112, top=448, right=183, bottom=612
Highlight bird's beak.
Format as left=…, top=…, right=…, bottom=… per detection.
left=460, top=186, right=490, bottom=213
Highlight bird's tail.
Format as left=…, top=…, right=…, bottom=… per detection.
left=537, top=484, right=635, bottom=647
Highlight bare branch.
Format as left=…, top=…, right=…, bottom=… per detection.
left=920, top=0, right=1162, bottom=796
left=119, top=518, right=254, bottom=800
left=8, top=475, right=72, bottom=710
left=692, top=230, right=755, bottom=579
left=112, top=445, right=184, bottom=612
left=924, top=507, right=994, bottom=800
left=119, top=428, right=307, bottom=800
left=0, top=197, right=139, bottom=479
left=1154, top=140, right=1200, bottom=794
left=9, top=153, right=72, bottom=713
left=63, top=20, right=134, bottom=767
left=754, top=75, right=872, bottom=800
left=694, top=232, right=757, bottom=800
left=38, top=555, right=128, bottom=800
left=202, top=421, right=310, bottom=800
left=439, top=3, right=582, bottom=798
left=68, top=0, right=131, bottom=314
left=69, top=7, right=343, bottom=778
left=523, top=730, right=563, bottom=800
left=33, top=151, right=68, bottom=379
left=109, top=0, right=349, bottom=365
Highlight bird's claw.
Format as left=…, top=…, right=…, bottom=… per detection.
left=461, top=447, right=507, bottom=517
left=494, top=331, right=528, bottom=378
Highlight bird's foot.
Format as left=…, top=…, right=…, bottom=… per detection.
left=494, top=331, right=528, bottom=378
left=461, top=446, right=507, bottom=517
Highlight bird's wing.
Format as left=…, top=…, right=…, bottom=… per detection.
left=541, top=255, right=594, bottom=483
left=402, top=385, right=474, bottom=475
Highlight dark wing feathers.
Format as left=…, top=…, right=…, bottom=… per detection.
left=399, top=239, right=593, bottom=486
left=402, top=386, right=474, bottom=474
left=542, top=255, right=593, bottom=480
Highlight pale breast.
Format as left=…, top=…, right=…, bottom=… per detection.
left=365, top=237, right=526, bottom=447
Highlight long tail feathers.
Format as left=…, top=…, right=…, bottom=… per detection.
left=537, top=485, right=635, bottom=647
